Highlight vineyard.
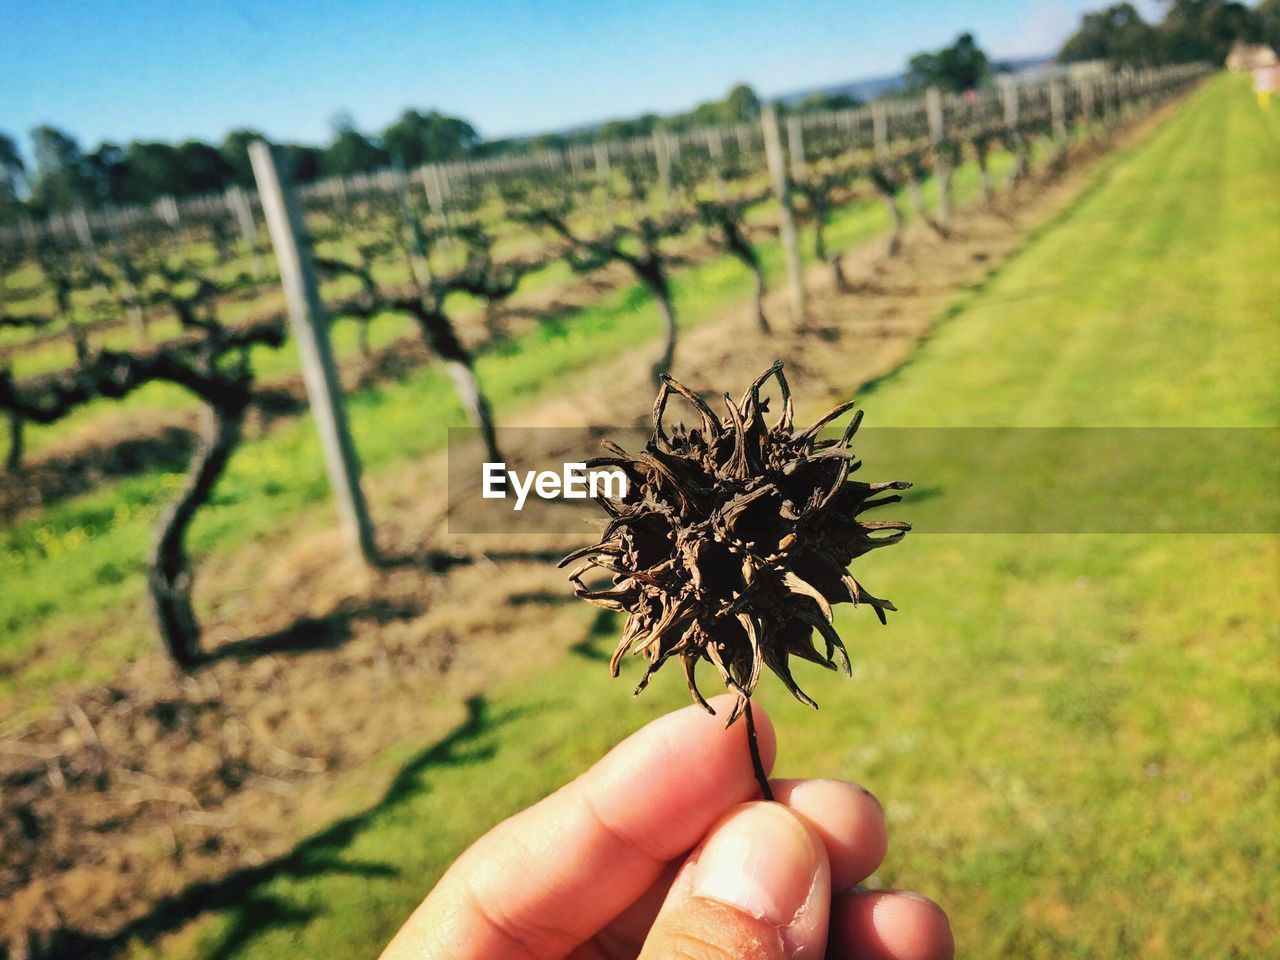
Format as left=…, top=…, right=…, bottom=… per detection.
left=2, top=62, right=1276, bottom=960
left=0, top=66, right=1202, bottom=670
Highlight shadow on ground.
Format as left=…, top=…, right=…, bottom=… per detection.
left=39, top=696, right=512, bottom=960
left=201, top=597, right=423, bottom=663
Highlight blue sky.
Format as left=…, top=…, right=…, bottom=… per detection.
left=1, top=0, right=1162, bottom=152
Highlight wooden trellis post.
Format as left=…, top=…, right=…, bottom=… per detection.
left=593, top=142, right=611, bottom=182
left=761, top=103, right=806, bottom=325
left=1002, top=82, right=1024, bottom=185
left=786, top=115, right=806, bottom=179
left=593, top=142, right=613, bottom=225
left=103, top=204, right=147, bottom=341
left=872, top=102, right=888, bottom=157
left=653, top=130, right=673, bottom=206
left=422, top=164, right=456, bottom=267
left=71, top=207, right=111, bottom=299
left=71, top=207, right=95, bottom=255
left=249, top=140, right=378, bottom=567
left=926, top=87, right=952, bottom=231
left=392, top=160, right=432, bottom=290
left=226, top=185, right=266, bottom=279
left=1050, top=78, right=1068, bottom=143
left=705, top=127, right=727, bottom=199
left=157, top=195, right=182, bottom=240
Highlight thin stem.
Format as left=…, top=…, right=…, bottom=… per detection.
left=744, top=698, right=773, bottom=801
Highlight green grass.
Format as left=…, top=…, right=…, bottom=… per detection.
left=120, top=75, right=1277, bottom=959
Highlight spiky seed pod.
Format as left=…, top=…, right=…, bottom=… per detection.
left=562, top=361, right=911, bottom=726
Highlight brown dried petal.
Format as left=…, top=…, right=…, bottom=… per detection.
left=565, top=362, right=910, bottom=724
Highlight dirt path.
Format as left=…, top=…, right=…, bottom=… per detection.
left=0, top=107, right=1177, bottom=959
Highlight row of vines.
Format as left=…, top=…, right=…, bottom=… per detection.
left=0, top=64, right=1208, bottom=669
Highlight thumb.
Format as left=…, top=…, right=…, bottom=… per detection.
left=639, top=801, right=831, bottom=960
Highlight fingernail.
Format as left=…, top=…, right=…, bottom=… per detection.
left=859, top=785, right=883, bottom=813
left=692, top=801, right=819, bottom=924
left=891, top=890, right=937, bottom=905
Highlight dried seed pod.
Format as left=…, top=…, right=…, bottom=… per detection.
left=562, top=361, right=911, bottom=726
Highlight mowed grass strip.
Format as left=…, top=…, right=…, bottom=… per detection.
left=133, top=75, right=1277, bottom=959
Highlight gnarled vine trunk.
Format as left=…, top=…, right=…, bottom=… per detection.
left=445, top=361, right=501, bottom=465
left=751, top=268, right=769, bottom=335
left=934, top=161, right=953, bottom=231
left=975, top=142, right=995, bottom=207
left=5, top=410, right=22, bottom=473
left=148, top=396, right=247, bottom=669
left=882, top=192, right=904, bottom=257
left=413, top=305, right=502, bottom=464
left=720, top=224, right=769, bottom=335
left=483, top=300, right=505, bottom=343
left=905, top=168, right=949, bottom=240
left=1006, top=135, right=1029, bottom=188
left=638, top=265, right=676, bottom=385
left=356, top=318, right=372, bottom=360
left=870, top=170, right=904, bottom=258
left=813, top=212, right=848, bottom=293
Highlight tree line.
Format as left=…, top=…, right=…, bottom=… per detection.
left=1059, top=0, right=1279, bottom=68
left=0, top=81, right=863, bottom=224
left=2, top=0, right=1272, bottom=224
left=0, top=108, right=483, bottom=223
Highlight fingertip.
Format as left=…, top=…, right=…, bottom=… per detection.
left=640, top=799, right=831, bottom=959
left=683, top=693, right=778, bottom=777
left=832, top=890, right=955, bottom=960
left=580, top=694, right=778, bottom=854
left=770, top=779, right=888, bottom=890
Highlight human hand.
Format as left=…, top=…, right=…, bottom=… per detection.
left=380, top=695, right=954, bottom=959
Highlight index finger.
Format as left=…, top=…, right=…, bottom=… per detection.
left=381, top=694, right=776, bottom=960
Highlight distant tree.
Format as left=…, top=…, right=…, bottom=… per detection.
left=599, top=114, right=660, bottom=141
left=119, top=141, right=187, bottom=200
left=1059, top=3, right=1161, bottom=65
left=285, top=144, right=324, bottom=183
left=219, top=129, right=265, bottom=186
left=1157, top=0, right=1262, bottom=63
left=906, top=32, right=991, bottom=93
left=174, top=141, right=233, bottom=194
left=0, top=133, right=26, bottom=216
left=672, top=99, right=726, bottom=131
left=526, top=131, right=568, bottom=152
left=323, top=114, right=388, bottom=176
left=474, top=136, right=520, bottom=157
left=1261, top=0, right=1280, bottom=47
left=29, top=125, right=97, bottom=212
left=662, top=83, right=762, bottom=132
left=790, top=92, right=864, bottom=114
left=383, top=109, right=480, bottom=167
left=723, top=83, right=762, bottom=123
left=84, top=142, right=127, bottom=202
